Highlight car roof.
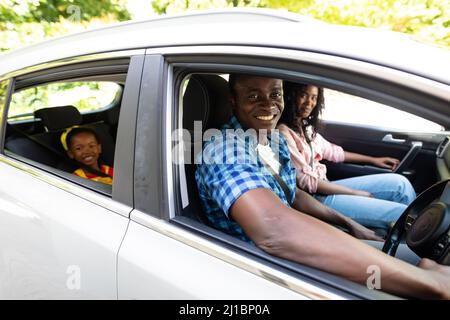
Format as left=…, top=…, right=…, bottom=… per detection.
left=1, top=8, right=449, bottom=85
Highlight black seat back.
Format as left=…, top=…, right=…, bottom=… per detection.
left=182, top=74, right=232, bottom=222
left=33, top=106, right=115, bottom=169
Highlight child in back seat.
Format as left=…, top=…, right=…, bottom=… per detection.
left=61, top=127, right=113, bottom=185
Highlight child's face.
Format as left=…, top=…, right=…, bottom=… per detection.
left=67, top=132, right=102, bottom=168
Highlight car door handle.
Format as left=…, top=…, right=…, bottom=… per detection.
left=394, top=141, right=423, bottom=173
left=382, top=134, right=406, bottom=144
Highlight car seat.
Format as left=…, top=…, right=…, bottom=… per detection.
left=181, top=74, right=232, bottom=222
left=32, top=105, right=116, bottom=171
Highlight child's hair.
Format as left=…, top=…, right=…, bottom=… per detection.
left=65, top=127, right=100, bottom=151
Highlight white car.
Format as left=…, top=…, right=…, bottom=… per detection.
left=0, top=8, right=449, bottom=300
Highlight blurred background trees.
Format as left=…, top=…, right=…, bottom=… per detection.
left=1, top=0, right=449, bottom=53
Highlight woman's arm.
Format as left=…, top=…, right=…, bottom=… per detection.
left=316, top=179, right=372, bottom=197
left=292, top=188, right=380, bottom=240
left=278, top=124, right=321, bottom=193
left=344, top=151, right=400, bottom=170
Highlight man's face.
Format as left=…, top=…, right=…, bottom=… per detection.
left=231, top=76, right=284, bottom=132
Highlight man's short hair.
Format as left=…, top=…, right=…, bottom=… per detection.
left=228, top=73, right=253, bottom=97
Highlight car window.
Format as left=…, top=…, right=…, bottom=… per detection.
left=4, top=78, right=122, bottom=196
left=321, top=89, right=444, bottom=132
left=8, top=81, right=121, bottom=122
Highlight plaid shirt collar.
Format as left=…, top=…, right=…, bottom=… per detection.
left=223, top=115, right=292, bottom=167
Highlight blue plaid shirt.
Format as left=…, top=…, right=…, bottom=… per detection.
left=195, top=116, right=297, bottom=243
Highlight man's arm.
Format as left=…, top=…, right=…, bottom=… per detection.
left=230, top=188, right=450, bottom=299
left=291, top=188, right=381, bottom=241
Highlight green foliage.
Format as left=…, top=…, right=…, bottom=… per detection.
left=0, top=0, right=130, bottom=26
left=149, top=0, right=449, bottom=48
left=0, top=0, right=448, bottom=53
left=151, top=0, right=265, bottom=14
left=266, top=0, right=450, bottom=48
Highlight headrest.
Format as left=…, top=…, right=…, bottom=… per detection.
left=182, top=74, right=232, bottom=132
left=34, top=106, right=82, bottom=131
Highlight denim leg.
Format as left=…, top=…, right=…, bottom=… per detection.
left=319, top=194, right=406, bottom=229
left=332, top=173, right=416, bottom=205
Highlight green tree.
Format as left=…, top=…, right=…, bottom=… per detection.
left=151, top=0, right=265, bottom=15
left=0, top=0, right=131, bottom=28
left=267, top=0, right=449, bottom=48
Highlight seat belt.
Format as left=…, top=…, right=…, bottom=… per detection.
left=7, top=123, right=69, bottom=160
left=259, top=157, right=291, bottom=203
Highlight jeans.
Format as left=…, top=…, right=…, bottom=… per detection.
left=317, top=173, right=416, bottom=229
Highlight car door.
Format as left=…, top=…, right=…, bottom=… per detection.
left=116, top=54, right=331, bottom=300
left=116, top=51, right=403, bottom=300
left=317, top=88, right=448, bottom=194
left=0, top=52, right=143, bottom=299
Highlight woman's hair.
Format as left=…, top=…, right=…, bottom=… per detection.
left=279, top=81, right=325, bottom=143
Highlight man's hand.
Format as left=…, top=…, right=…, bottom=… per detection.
left=346, top=219, right=384, bottom=241
left=372, top=157, right=400, bottom=171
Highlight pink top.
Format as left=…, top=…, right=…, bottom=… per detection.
left=277, top=123, right=345, bottom=193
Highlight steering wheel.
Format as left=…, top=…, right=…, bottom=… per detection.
left=383, top=179, right=450, bottom=265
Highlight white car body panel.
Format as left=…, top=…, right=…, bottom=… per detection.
left=119, top=220, right=306, bottom=299
left=118, top=210, right=344, bottom=300
left=0, top=157, right=129, bottom=299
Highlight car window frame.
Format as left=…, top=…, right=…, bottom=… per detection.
left=0, top=79, right=13, bottom=152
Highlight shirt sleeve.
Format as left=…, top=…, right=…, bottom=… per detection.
left=315, top=133, right=345, bottom=163
left=278, top=124, right=320, bottom=193
left=196, top=162, right=272, bottom=217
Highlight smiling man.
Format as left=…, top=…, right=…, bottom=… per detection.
left=195, top=74, right=450, bottom=299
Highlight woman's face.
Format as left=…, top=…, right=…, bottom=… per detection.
left=295, top=85, right=318, bottom=119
